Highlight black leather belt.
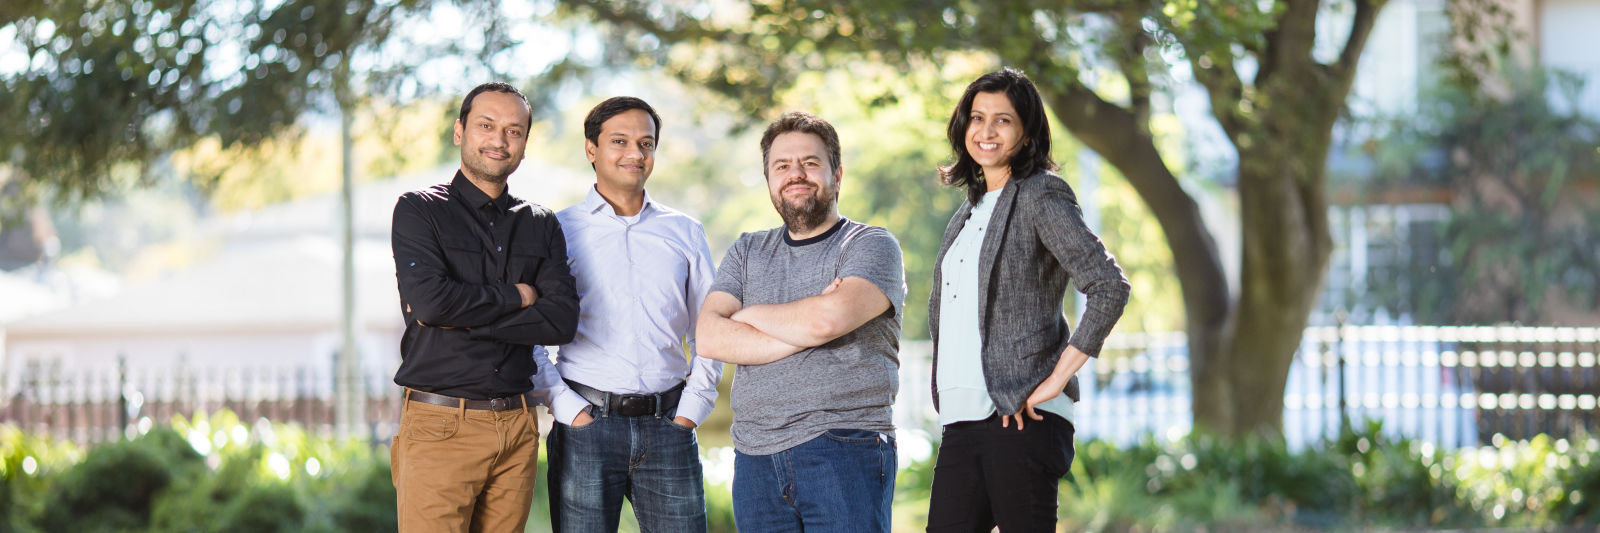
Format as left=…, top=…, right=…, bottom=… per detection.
left=407, top=389, right=538, bottom=412
left=565, top=380, right=685, bottom=417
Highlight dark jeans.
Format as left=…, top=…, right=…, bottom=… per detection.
left=732, top=429, right=897, bottom=533
left=925, top=412, right=1076, bottom=533
left=547, top=407, right=707, bottom=533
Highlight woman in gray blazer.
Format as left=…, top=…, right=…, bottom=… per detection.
left=924, top=68, right=1131, bottom=532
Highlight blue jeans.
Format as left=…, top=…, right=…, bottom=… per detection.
left=547, top=407, right=707, bottom=533
left=732, top=429, right=897, bottom=533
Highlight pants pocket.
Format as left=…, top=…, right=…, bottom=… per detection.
left=402, top=408, right=460, bottom=442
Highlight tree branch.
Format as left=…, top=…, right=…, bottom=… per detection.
left=1331, top=0, right=1385, bottom=99
left=563, top=0, right=732, bottom=44
left=1187, top=45, right=1248, bottom=141
left=1257, top=0, right=1320, bottom=87
left=1111, top=14, right=1152, bottom=129
left=1034, top=64, right=1232, bottom=331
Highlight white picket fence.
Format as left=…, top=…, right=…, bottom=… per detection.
left=896, top=326, right=1600, bottom=450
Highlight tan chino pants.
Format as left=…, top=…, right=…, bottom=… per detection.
left=392, top=392, right=541, bottom=533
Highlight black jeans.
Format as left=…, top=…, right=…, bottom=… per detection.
left=925, top=411, right=1076, bottom=533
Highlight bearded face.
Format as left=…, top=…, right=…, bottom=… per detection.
left=772, top=174, right=838, bottom=234
left=764, top=132, right=841, bottom=235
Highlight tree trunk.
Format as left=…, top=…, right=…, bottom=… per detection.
left=1209, top=153, right=1334, bottom=437
left=1042, top=50, right=1350, bottom=436
left=1201, top=64, right=1341, bottom=435
left=333, top=65, right=364, bottom=439
left=1042, top=83, right=1236, bottom=434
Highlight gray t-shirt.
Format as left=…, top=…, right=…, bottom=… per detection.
left=710, top=218, right=906, bottom=455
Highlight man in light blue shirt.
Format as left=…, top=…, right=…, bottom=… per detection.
left=533, top=96, right=721, bottom=532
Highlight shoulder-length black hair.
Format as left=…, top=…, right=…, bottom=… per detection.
left=939, top=67, right=1057, bottom=204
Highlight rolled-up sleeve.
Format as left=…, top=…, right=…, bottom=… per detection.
left=1030, top=186, right=1130, bottom=357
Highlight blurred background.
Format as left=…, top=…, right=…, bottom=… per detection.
left=1, top=0, right=1597, bottom=531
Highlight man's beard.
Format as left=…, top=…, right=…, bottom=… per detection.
left=463, top=148, right=516, bottom=184
left=775, top=181, right=838, bottom=234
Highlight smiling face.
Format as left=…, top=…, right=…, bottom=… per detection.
left=586, top=108, right=657, bottom=196
left=453, top=91, right=530, bottom=184
left=964, top=91, right=1025, bottom=182
left=764, top=131, right=840, bottom=234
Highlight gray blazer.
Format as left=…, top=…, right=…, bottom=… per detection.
left=929, top=170, right=1130, bottom=416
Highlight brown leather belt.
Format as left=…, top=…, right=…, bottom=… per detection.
left=406, top=389, right=539, bottom=412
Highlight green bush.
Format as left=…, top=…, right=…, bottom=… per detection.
left=1337, top=421, right=1478, bottom=528
left=3, top=412, right=396, bottom=533
left=6, top=413, right=1600, bottom=532
left=30, top=427, right=202, bottom=532
left=1550, top=431, right=1600, bottom=525
left=0, top=425, right=81, bottom=533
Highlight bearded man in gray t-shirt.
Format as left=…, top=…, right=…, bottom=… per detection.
left=697, top=111, right=906, bottom=533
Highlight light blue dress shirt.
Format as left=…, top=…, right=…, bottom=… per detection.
left=937, top=189, right=1073, bottom=426
left=532, top=187, right=723, bottom=425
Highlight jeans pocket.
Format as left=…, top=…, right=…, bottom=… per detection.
left=664, top=417, right=697, bottom=433
left=566, top=416, right=601, bottom=433
left=823, top=428, right=881, bottom=444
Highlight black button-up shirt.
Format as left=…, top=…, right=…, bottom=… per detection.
left=391, top=171, right=578, bottom=399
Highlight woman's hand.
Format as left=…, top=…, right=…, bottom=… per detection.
left=1001, top=345, right=1091, bottom=430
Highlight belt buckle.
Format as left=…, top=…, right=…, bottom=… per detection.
left=617, top=395, right=655, bottom=417
left=489, top=397, right=508, bottom=411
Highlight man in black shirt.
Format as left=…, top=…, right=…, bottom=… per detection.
left=389, top=82, right=578, bottom=532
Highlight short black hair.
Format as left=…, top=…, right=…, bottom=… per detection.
left=583, top=96, right=662, bottom=145
left=759, top=111, right=842, bottom=177
left=458, top=82, right=531, bottom=128
left=940, top=67, right=1057, bottom=204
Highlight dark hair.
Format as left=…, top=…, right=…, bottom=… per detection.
left=940, top=67, right=1057, bottom=204
left=583, top=96, right=662, bottom=145
left=759, top=111, right=842, bottom=177
left=458, top=82, right=531, bottom=128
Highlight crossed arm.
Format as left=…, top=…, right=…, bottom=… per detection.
left=695, top=277, right=891, bottom=365
left=393, top=197, right=579, bottom=345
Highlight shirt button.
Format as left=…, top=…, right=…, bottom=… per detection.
left=490, top=221, right=495, bottom=227
left=496, top=246, right=503, bottom=252
left=494, top=368, right=501, bottom=374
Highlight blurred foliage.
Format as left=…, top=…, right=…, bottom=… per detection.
left=29, top=426, right=201, bottom=531
left=0, top=0, right=534, bottom=221
left=1057, top=422, right=1600, bottom=530
left=171, top=98, right=456, bottom=214
left=0, top=425, right=81, bottom=532
left=4, top=413, right=1599, bottom=531
left=1332, top=0, right=1600, bottom=326
left=2, top=410, right=396, bottom=533
left=1354, top=67, right=1600, bottom=325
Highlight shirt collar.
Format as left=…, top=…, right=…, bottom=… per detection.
left=451, top=170, right=513, bottom=212
left=582, top=185, right=654, bottom=218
